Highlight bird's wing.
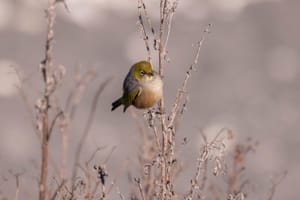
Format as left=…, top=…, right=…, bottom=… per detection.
left=123, top=71, right=140, bottom=97
left=122, top=87, right=141, bottom=112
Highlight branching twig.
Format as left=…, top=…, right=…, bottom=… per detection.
left=137, top=1, right=212, bottom=199
left=185, top=128, right=230, bottom=200
left=184, top=133, right=209, bottom=200
left=168, top=24, right=211, bottom=130
left=50, top=179, right=66, bottom=200
left=135, top=178, right=146, bottom=200
left=163, top=1, right=178, bottom=62
left=267, top=171, right=287, bottom=200
left=9, top=170, right=25, bottom=200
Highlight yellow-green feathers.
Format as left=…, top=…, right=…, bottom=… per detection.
left=132, top=61, right=153, bottom=81
left=111, top=61, right=163, bottom=112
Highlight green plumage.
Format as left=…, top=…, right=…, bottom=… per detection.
left=111, top=60, right=162, bottom=112
left=111, top=89, right=140, bottom=112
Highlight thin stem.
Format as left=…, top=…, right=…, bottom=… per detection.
left=135, top=178, right=146, bottom=200
left=48, top=110, right=63, bottom=139
left=137, top=0, right=152, bottom=61
left=39, top=1, right=56, bottom=200
left=158, top=0, right=169, bottom=198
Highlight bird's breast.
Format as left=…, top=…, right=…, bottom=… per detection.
left=133, top=77, right=163, bottom=109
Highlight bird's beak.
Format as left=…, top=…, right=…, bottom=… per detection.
left=148, top=72, right=154, bottom=76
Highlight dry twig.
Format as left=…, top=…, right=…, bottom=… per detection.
left=38, top=1, right=57, bottom=199
left=185, top=128, right=231, bottom=200
left=9, top=170, right=25, bottom=200
left=135, top=178, right=146, bottom=200
left=267, top=171, right=287, bottom=200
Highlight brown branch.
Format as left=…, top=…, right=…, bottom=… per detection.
left=50, top=179, right=66, bottom=200
left=39, top=1, right=57, bottom=200
left=158, top=0, right=168, bottom=198
left=137, top=1, right=211, bottom=199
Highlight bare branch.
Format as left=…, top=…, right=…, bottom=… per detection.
left=137, top=0, right=152, bottom=61
left=168, top=24, right=211, bottom=130
left=185, top=127, right=230, bottom=200
left=135, top=178, right=146, bottom=200
left=48, top=110, right=64, bottom=139
left=158, top=2, right=169, bottom=198
left=50, top=179, right=66, bottom=200
left=9, top=170, right=25, bottom=200
left=86, top=146, right=107, bottom=166
left=267, top=171, right=287, bottom=200
left=163, top=1, right=178, bottom=62
left=39, top=1, right=57, bottom=199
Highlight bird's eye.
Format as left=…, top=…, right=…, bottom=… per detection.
left=140, top=70, right=145, bottom=76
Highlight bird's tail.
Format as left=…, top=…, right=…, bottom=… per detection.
left=111, top=98, right=123, bottom=111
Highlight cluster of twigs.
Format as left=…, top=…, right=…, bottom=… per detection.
left=136, top=0, right=212, bottom=199
left=2, top=0, right=287, bottom=200
left=133, top=1, right=287, bottom=200
left=35, top=0, right=111, bottom=199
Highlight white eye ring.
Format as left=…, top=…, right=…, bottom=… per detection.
left=140, top=70, right=145, bottom=76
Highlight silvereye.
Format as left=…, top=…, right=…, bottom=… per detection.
left=111, top=61, right=163, bottom=112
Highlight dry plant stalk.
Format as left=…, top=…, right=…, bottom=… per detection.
left=37, top=1, right=71, bottom=199
left=185, top=128, right=231, bottom=200
left=137, top=0, right=211, bottom=199
left=38, top=1, right=57, bottom=199
left=34, top=0, right=111, bottom=199
left=11, top=0, right=287, bottom=199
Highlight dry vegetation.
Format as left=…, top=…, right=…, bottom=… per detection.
left=2, top=0, right=287, bottom=200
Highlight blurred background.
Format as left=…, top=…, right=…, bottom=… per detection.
left=0, top=0, right=300, bottom=199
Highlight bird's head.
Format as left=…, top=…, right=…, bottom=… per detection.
left=132, top=61, right=154, bottom=81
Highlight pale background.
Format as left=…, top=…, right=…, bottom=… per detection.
left=0, top=0, right=300, bottom=199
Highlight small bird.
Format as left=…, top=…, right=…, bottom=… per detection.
left=111, top=61, right=163, bottom=112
